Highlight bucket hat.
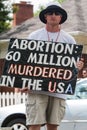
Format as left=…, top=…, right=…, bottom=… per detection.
left=39, top=2, right=67, bottom=24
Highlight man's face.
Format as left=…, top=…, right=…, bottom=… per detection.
left=45, top=11, right=62, bottom=26
left=82, top=70, right=87, bottom=78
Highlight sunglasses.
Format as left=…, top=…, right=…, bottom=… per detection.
left=46, top=11, right=62, bottom=16
left=82, top=73, right=87, bottom=75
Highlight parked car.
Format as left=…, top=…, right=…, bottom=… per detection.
left=0, top=78, right=87, bottom=130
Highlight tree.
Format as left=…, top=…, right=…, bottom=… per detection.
left=34, top=0, right=66, bottom=16
left=54, top=0, right=66, bottom=3
left=0, top=0, right=12, bottom=33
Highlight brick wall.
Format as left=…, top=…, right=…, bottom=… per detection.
left=13, top=1, right=33, bottom=26
left=0, top=59, right=5, bottom=76
left=0, top=59, right=15, bottom=93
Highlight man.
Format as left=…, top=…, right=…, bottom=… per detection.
left=21, top=2, right=84, bottom=130
left=82, top=68, right=87, bottom=78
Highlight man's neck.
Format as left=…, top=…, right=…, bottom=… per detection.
left=46, top=24, right=61, bottom=32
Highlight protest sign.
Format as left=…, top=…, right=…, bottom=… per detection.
left=0, top=38, right=83, bottom=94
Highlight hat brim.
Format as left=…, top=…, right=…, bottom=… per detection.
left=39, top=5, right=67, bottom=24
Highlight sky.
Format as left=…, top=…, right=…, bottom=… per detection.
left=10, top=0, right=53, bottom=12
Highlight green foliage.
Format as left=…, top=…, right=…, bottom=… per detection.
left=34, top=0, right=66, bottom=16
left=57, top=0, right=66, bottom=3
left=12, top=5, right=19, bottom=14
left=34, top=5, right=44, bottom=16
left=0, top=0, right=12, bottom=33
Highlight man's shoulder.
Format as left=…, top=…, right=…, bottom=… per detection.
left=61, top=30, right=76, bottom=44
left=61, top=30, right=72, bottom=37
left=29, top=28, right=45, bottom=36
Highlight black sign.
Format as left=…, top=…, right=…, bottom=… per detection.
left=0, top=38, right=83, bottom=94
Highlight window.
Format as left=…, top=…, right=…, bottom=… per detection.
left=67, top=78, right=87, bottom=99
